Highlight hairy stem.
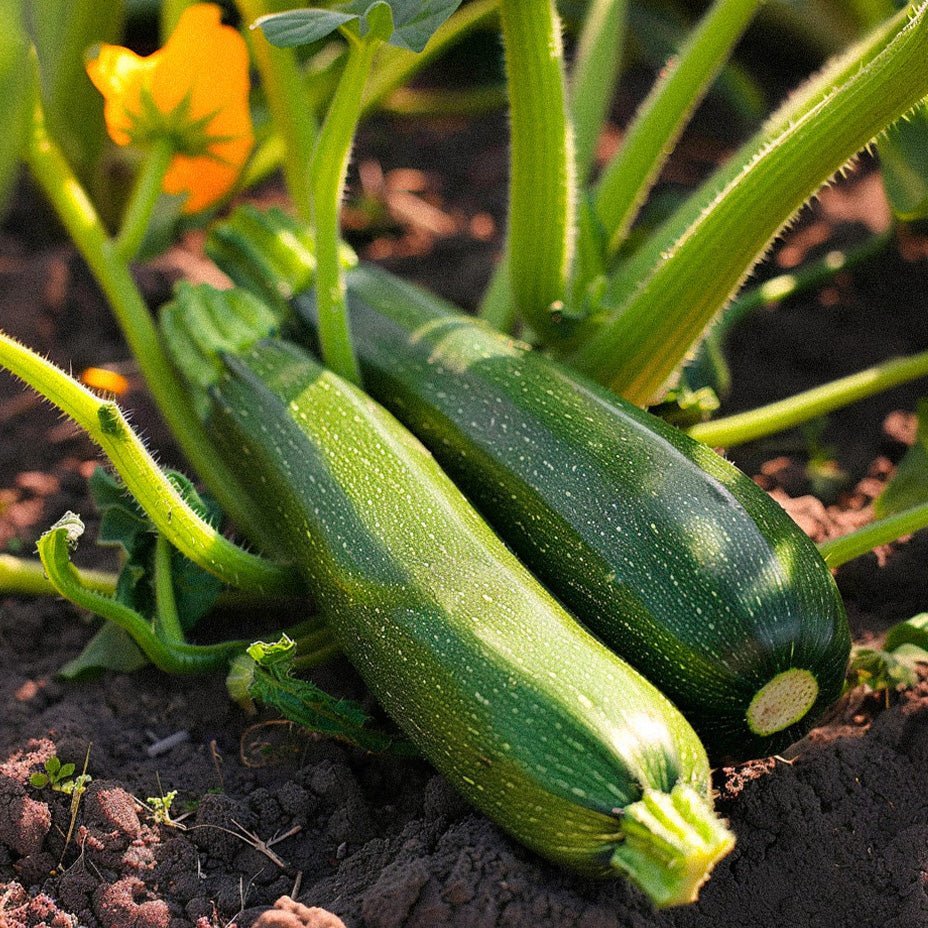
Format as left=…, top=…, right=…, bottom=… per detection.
left=0, top=329, right=301, bottom=595
left=569, top=0, right=627, bottom=185
left=24, top=87, right=270, bottom=535
left=499, top=0, right=574, bottom=341
left=570, top=3, right=928, bottom=402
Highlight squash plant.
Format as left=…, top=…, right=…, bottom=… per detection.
left=3, top=0, right=928, bottom=906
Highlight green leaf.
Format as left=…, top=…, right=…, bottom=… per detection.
left=253, top=9, right=356, bottom=47
left=847, top=644, right=926, bottom=692
left=29, top=772, right=49, bottom=789
left=256, top=0, right=462, bottom=52
left=57, top=763, right=75, bottom=779
left=45, top=756, right=60, bottom=776
left=57, top=622, right=147, bottom=680
left=880, top=101, right=928, bottom=221
left=62, top=467, right=224, bottom=676
left=885, top=611, right=928, bottom=652
left=875, top=400, right=928, bottom=518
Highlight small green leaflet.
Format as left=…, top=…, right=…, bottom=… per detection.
left=254, top=0, right=463, bottom=53
left=232, top=636, right=416, bottom=755
left=847, top=613, right=928, bottom=695
left=874, top=399, right=928, bottom=518
left=58, top=468, right=224, bottom=679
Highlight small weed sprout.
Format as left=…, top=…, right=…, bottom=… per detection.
left=146, top=789, right=184, bottom=828
left=29, top=756, right=92, bottom=796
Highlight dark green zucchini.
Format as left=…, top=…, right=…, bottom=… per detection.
left=205, top=207, right=851, bottom=761
left=161, top=285, right=733, bottom=906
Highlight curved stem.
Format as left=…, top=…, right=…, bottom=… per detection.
left=114, top=138, right=174, bottom=263
left=0, top=329, right=301, bottom=595
left=499, top=0, right=574, bottom=342
left=38, top=515, right=248, bottom=675
left=688, top=348, right=928, bottom=448
left=819, top=501, right=928, bottom=568
left=309, top=33, right=377, bottom=385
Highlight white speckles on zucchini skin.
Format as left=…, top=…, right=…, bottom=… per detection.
left=204, top=337, right=730, bottom=890
left=308, top=265, right=851, bottom=760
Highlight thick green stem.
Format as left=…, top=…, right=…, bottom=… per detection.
left=688, top=348, right=928, bottom=448
left=594, top=0, right=763, bottom=258
left=0, top=553, right=116, bottom=597
left=819, top=501, right=928, bottom=567
left=570, top=0, right=627, bottom=186
left=0, top=329, right=301, bottom=595
left=601, top=8, right=906, bottom=320
left=114, top=138, right=174, bottom=263
left=499, top=0, right=574, bottom=342
left=237, top=0, right=317, bottom=221
left=24, top=91, right=267, bottom=536
left=477, top=251, right=517, bottom=330
left=570, top=3, right=928, bottom=402
left=38, top=515, right=248, bottom=675
left=310, top=34, right=377, bottom=385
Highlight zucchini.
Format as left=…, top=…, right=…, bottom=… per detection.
left=161, top=285, right=734, bottom=906
left=205, top=207, right=852, bottom=761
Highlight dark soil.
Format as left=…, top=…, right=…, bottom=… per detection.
left=3, top=104, right=928, bottom=928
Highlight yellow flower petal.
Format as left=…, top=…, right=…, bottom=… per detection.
left=85, top=3, right=253, bottom=213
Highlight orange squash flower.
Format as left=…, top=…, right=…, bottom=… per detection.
left=86, top=4, right=253, bottom=214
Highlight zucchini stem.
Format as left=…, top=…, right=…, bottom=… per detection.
left=24, top=84, right=272, bottom=535
left=611, top=784, right=734, bottom=908
left=593, top=0, right=763, bottom=258
left=236, top=0, right=317, bottom=221
left=153, top=532, right=185, bottom=644
left=571, top=3, right=928, bottom=401
left=113, top=137, right=174, bottom=263
left=569, top=0, right=627, bottom=186
left=38, top=514, right=249, bottom=675
left=0, top=552, right=116, bottom=598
